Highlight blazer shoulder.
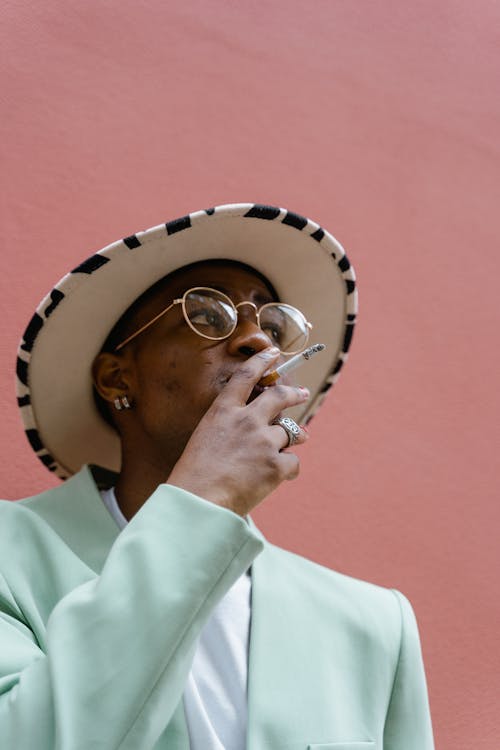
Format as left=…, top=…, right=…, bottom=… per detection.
left=0, top=466, right=119, bottom=574
left=0, top=492, right=50, bottom=531
left=264, top=542, right=408, bottom=648
left=3, top=465, right=113, bottom=532
left=0, top=485, right=71, bottom=564
left=0, top=480, right=74, bottom=544
left=268, top=542, right=396, bottom=599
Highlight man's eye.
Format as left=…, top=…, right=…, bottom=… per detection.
left=262, top=324, right=284, bottom=344
left=190, top=308, right=226, bottom=330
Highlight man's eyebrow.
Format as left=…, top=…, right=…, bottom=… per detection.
left=209, top=284, right=230, bottom=295
left=211, top=285, right=276, bottom=303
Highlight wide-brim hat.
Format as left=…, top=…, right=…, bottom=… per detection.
left=16, top=203, right=358, bottom=480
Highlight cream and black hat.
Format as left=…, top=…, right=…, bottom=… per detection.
left=16, top=203, right=358, bottom=479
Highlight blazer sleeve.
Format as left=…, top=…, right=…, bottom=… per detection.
left=383, top=589, right=435, bottom=750
left=0, top=485, right=263, bottom=750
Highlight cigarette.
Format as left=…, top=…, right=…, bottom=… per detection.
left=259, top=343, right=326, bottom=386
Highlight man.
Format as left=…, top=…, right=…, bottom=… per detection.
left=1, top=203, right=434, bottom=749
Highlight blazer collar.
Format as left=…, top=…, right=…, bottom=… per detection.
left=28, top=464, right=121, bottom=573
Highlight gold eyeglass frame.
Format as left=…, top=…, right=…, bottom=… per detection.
left=114, top=286, right=312, bottom=355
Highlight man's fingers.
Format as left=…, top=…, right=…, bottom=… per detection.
left=221, top=347, right=281, bottom=404
left=252, top=383, right=310, bottom=419
left=271, top=423, right=308, bottom=451
left=278, top=451, right=301, bottom=481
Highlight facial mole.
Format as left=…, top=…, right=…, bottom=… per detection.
left=164, top=378, right=182, bottom=394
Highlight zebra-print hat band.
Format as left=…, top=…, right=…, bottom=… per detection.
left=17, top=203, right=358, bottom=479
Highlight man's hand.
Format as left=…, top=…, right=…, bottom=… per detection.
left=167, top=347, right=309, bottom=516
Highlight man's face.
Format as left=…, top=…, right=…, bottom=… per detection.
left=119, top=262, right=279, bottom=465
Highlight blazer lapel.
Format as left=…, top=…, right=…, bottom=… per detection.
left=245, top=536, right=335, bottom=750
left=246, top=538, right=299, bottom=749
left=159, top=700, right=191, bottom=749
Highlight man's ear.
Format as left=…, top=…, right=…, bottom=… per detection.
left=92, top=351, right=133, bottom=405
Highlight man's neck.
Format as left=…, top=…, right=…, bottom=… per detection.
left=114, top=443, right=183, bottom=520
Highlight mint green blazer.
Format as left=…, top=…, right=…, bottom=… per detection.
left=0, top=466, right=434, bottom=749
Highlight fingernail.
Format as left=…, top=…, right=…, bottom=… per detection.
left=299, top=386, right=310, bottom=399
left=262, top=347, right=280, bottom=358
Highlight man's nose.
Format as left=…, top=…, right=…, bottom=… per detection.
left=226, top=315, right=274, bottom=357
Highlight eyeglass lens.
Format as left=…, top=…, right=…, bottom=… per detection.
left=259, top=304, right=308, bottom=353
left=183, top=289, right=308, bottom=353
left=184, top=290, right=236, bottom=337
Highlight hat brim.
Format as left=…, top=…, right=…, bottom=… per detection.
left=17, top=203, right=357, bottom=479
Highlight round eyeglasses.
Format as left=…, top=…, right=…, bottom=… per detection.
left=114, top=286, right=313, bottom=355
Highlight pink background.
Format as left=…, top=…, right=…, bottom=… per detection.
left=2, top=1, right=499, bottom=746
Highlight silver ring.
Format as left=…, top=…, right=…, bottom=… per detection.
left=273, top=416, right=301, bottom=447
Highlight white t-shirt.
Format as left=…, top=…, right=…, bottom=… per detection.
left=101, top=487, right=251, bottom=750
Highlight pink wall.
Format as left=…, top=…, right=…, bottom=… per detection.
left=2, top=1, right=499, bottom=746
